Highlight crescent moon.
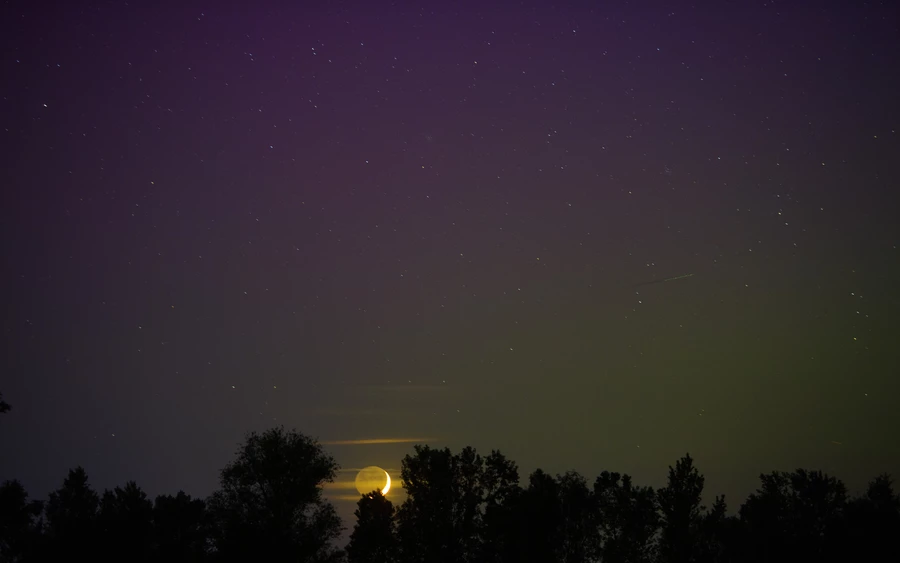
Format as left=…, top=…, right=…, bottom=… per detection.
left=382, top=471, right=391, bottom=495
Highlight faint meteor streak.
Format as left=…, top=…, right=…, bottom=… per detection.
left=663, top=273, right=695, bottom=282
left=633, top=272, right=695, bottom=288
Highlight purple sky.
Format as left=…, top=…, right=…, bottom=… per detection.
left=2, top=0, right=899, bottom=530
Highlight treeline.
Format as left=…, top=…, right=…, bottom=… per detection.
left=360, top=446, right=899, bottom=563
left=0, top=427, right=342, bottom=563
left=1, top=427, right=898, bottom=563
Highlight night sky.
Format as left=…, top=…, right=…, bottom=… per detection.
left=2, top=0, right=899, bottom=530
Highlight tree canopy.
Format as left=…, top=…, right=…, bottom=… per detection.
left=206, top=426, right=343, bottom=563
left=2, top=430, right=899, bottom=563
left=347, top=491, right=397, bottom=563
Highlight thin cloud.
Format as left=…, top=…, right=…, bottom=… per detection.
left=323, top=481, right=361, bottom=490
left=322, top=438, right=434, bottom=445
left=306, top=405, right=450, bottom=417
left=330, top=494, right=367, bottom=502
left=306, top=408, right=406, bottom=417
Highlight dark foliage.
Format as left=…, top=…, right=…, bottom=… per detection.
left=43, top=467, right=100, bottom=560
left=657, top=454, right=705, bottom=563
left=2, top=431, right=899, bottom=563
left=152, top=492, right=209, bottom=562
left=843, top=474, right=900, bottom=562
left=98, top=481, right=154, bottom=562
left=738, top=469, right=849, bottom=563
left=206, top=426, right=343, bottom=563
left=0, top=480, right=42, bottom=562
left=594, top=471, right=658, bottom=563
left=395, top=445, right=476, bottom=563
left=347, top=491, right=397, bottom=563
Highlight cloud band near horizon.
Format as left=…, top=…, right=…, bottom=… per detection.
left=321, top=437, right=435, bottom=445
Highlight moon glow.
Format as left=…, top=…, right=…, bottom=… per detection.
left=355, top=466, right=391, bottom=496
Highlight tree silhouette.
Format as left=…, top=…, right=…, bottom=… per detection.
left=206, top=426, right=343, bottom=563
left=396, top=445, right=521, bottom=563
left=514, top=469, right=564, bottom=563
left=844, top=474, right=900, bottom=562
left=1, top=425, right=898, bottom=563
left=153, top=491, right=209, bottom=562
left=739, top=469, right=848, bottom=563
left=0, top=479, right=43, bottom=562
left=656, top=454, right=705, bottom=563
left=455, top=445, right=488, bottom=559
left=500, top=468, right=602, bottom=563
left=594, top=471, right=659, bottom=563
left=477, top=451, right=521, bottom=563
left=556, top=470, right=601, bottom=562
left=0, top=392, right=10, bottom=415
left=693, top=495, right=734, bottom=563
left=347, top=491, right=397, bottom=563
left=97, top=481, right=154, bottom=562
left=44, top=467, right=100, bottom=560
left=396, top=445, right=467, bottom=563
